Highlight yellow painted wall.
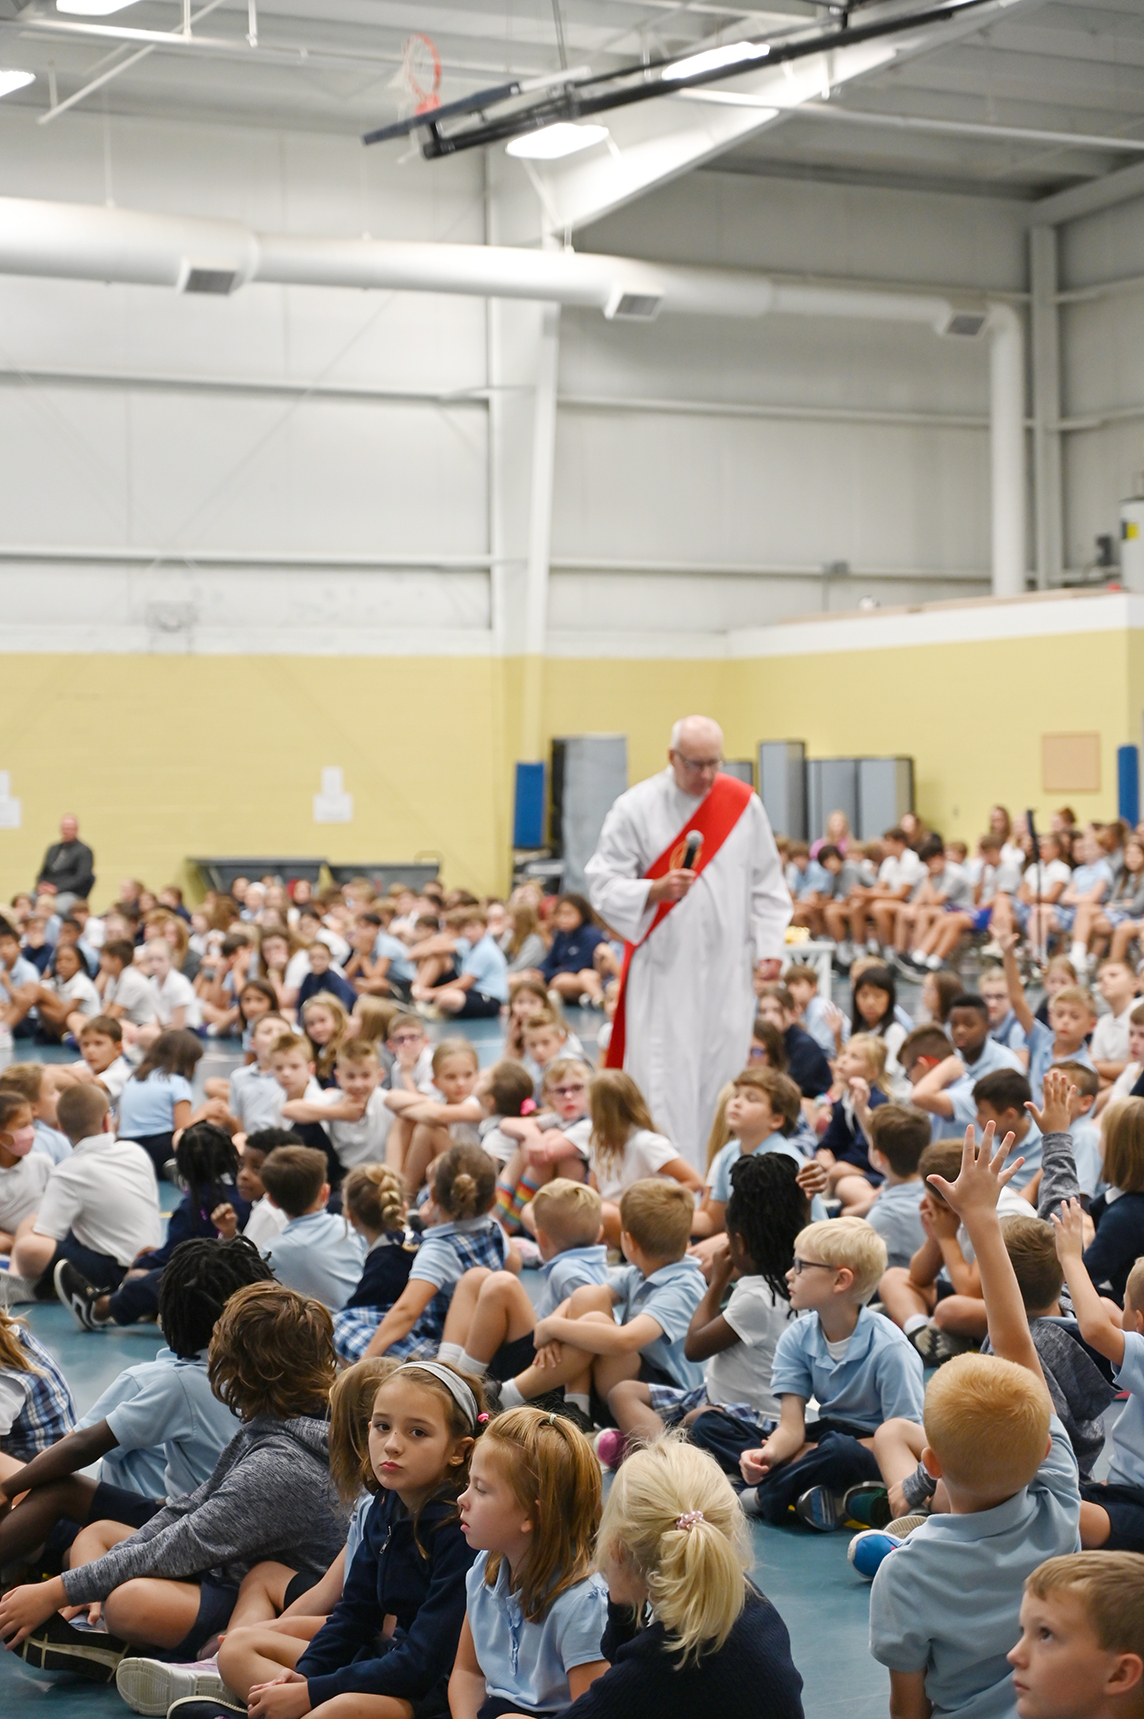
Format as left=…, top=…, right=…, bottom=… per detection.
left=0, top=629, right=1136, bottom=908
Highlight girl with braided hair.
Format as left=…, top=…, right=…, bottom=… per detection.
left=603, top=1152, right=810, bottom=1477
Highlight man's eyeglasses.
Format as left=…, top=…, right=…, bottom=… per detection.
left=672, top=751, right=723, bottom=772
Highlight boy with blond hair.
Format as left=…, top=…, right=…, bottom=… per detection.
left=1009, top=1552, right=1144, bottom=1719
left=739, top=1216, right=924, bottom=1531
left=437, top=1178, right=608, bottom=1384
left=869, top=1124, right=1081, bottom=1719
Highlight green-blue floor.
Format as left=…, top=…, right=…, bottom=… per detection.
left=2, top=1007, right=889, bottom=1718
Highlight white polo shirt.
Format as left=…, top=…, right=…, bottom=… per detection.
left=0, top=1149, right=52, bottom=1233
left=878, top=849, right=925, bottom=893
left=104, top=966, right=159, bottom=1027
left=33, top=1132, right=162, bottom=1266
left=151, top=968, right=202, bottom=1031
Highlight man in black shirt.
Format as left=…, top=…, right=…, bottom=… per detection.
left=36, top=814, right=96, bottom=910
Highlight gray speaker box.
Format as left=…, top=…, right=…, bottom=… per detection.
left=857, top=757, right=915, bottom=840
left=758, top=741, right=807, bottom=840
left=550, top=735, right=629, bottom=895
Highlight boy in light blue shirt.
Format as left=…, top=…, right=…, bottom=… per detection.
left=1054, top=1061, right=1104, bottom=1199
left=863, top=1105, right=927, bottom=1271
left=1000, top=929, right=1097, bottom=1105
left=262, top=1144, right=365, bottom=1312
left=739, top=1215, right=924, bottom=1531
left=418, top=909, right=508, bottom=1021
left=910, top=993, right=1024, bottom=1142
left=694, top=1067, right=827, bottom=1240
left=973, top=1069, right=1043, bottom=1188
left=870, top=1126, right=1080, bottom=1719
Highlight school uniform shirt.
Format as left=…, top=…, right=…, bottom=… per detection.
left=243, top=1194, right=288, bottom=1251
left=1091, top=1003, right=1133, bottom=1065
left=933, top=862, right=975, bottom=911
left=1106, top=1329, right=1144, bottom=1491
left=466, top=1552, right=610, bottom=1713
left=343, top=1233, right=415, bottom=1312
left=770, top=1304, right=924, bottom=1430
left=989, top=1008, right=1027, bottom=1055
left=382, top=1046, right=437, bottom=1099
left=151, top=968, right=202, bottom=1030
left=535, top=1242, right=611, bottom=1319
left=783, top=1023, right=834, bottom=1099
left=478, top=1117, right=519, bottom=1165
left=75, top=1348, right=242, bottom=1502
left=938, top=1036, right=1027, bottom=1142
left=705, top=1275, right=790, bottom=1418
left=539, top=923, right=607, bottom=983
left=95, top=1054, right=134, bottom=1105
left=0, top=1147, right=52, bottom=1233
left=117, top=1071, right=194, bottom=1140
left=297, top=967, right=358, bottom=1013
left=51, top=968, right=100, bottom=1019
left=1022, top=857, right=1073, bottom=898
left=587, top=1126, right=680, bottom=1205
left=1083, top=1190, right=1144, bottom=1305
left=879, top=850, right=925, bottom=894
left=0, top=1326, right=75, bottom=1460
left=865, top=1180, right=926, bottom=1271
left=1065, top=860, right=1114, bottom=905
left=1026, top=1018, right=1096, bottom=1109
left=1068, top=1118, right=1104, bottom=1199
left=325, top=1087, right=393, bottom=1170
left=33, top=1132, right=162, bottom=1266
left=104, top=965, right=159, bottom=1027
left=870, top=1416, right=1080, bottom=1719
left=32, top=1119, right=72, bottom=1164
left=459, top=932, right=509, bottom=1003
left=371, top=931, right=416, bottom=983
left=707, top=1137, right=828, bottom=1223
left=608, top=1256, right=706, bottom=1388
left=265, top=1210, right=366, bottom=1311
left=228, top=1062, right=285, bottom=1135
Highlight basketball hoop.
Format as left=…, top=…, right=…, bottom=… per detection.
left=400, top=33, right=441, bottom=117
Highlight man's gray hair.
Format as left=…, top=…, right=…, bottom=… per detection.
left=670, top=716, right=724, bottom=751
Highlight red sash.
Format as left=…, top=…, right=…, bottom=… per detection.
left=605, top=772, right=754, bottom=1071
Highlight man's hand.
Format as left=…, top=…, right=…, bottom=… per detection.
left=796, top=1158, right=828, bottom=1199
left=1051, top=1196, right=1087, bottom=1264
left=926, top=1122, right=1021, bottom=1220
left=1026, top=1066, right=1075, bottom=1138
left=647, top=869, right=697, bottom=906
left=756, top=958, right=782, bottom=983
left=211, top=1202, right=238, bottom=1240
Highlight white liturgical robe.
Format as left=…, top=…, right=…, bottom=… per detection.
left=585, top=768, right=792, bottom=1171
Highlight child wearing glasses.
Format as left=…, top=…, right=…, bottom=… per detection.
left=492, top=1056, right=594, bottom=1235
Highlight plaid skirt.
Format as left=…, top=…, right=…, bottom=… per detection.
left=646, top=1380, right=774, bottom=1436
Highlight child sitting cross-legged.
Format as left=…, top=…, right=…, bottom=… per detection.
left=737, top=1216, right=924, bottom=1532
left=692, top=1067, right=825, bottom=1248
left=0, top=1282, right=347, bottom=1679
left=384, top=1038, right=482, bottom=1198
left=491, top=1056, right=591, bottom=1237
left=449, top=1406, right=610, bottom=1719
left=487, top=1179, right=705, bottom=1433
left=336, top=1164, right=416, bottom=1337
left=867, top=1124, right=1082, bottom=1719
left=604, top=1151, right=810, bottom=1478
left=437, top=1178, right=609, bottom=1390
left=1008, top=1551, right=1144, bottom=1719
left=261, top=1146, right=365, bottom=1314
left=573, top=1070, right=702, bottom=1249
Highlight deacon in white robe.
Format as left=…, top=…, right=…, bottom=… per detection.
left=586, top=716, right=791, bottom=1172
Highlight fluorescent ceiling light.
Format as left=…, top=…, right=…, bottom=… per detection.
left=0, top=69, right=34, bottom=97
left=662, top=40, right=770, bottom=82
left=506, top=122, right=609, bottom=160
left=57, top=0, right=141, bottom=14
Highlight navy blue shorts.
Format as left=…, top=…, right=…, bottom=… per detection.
left=1081, top=1480, right=1144, bottom=1552
left=171, top=1578, right=240, bottom=1660
left=88, top=1483, right=164, bottom=1531
left=38, top=1231, right=126, bottom=1297
left=489, top=1331, right=537, bottom=1382
left=455, top=990, right=502, bottom=1020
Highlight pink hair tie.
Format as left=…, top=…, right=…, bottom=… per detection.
left=676, top=1510, right=704, bottom=1531
left=476, top=1413, right=490, bottom=1425
left=520, top=1098, right=538, bottom=1115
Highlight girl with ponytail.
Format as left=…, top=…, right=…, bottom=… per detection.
left=558, top=1438, right=805, bottom=1719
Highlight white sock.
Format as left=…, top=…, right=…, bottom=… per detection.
left=867, top=938, right=880, bottom=953
left=1070, top=941, right=1087, bottom=969
left=459, top=1352, right=488, bottom=1379
left=903, top=1313, right=931, bottom=1335
left=926, top=953, right=942, bottom=970
left=566, top=1392, right=590, bottom=1415
left=437, top=1342, right=463, bottom=1366
left=500, top=1380, right=524, bottom=1409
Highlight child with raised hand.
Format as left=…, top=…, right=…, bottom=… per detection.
left=342, top=1144, right=512, bottom=1365
left=579, top=1069, right=702, bottom=1248
left=384, top=1038, right=482, bottom=1197
left=0, top=1283, right=347, bottom=1678
left=0, top=1239, right=269, bottom=1580
left=554, top=1438, right=804, bottom=1719
left=450, top=1406, right=610, bottom=1718
left=1053, top=1198, right=1144, bottom=1552
left=867, top=1124, right=1082, bottom=1719
left=245, top=1361, right=484, bottom=1719
left=607, top=1151, right=809, bottom=1476
left=1009, top=1551, right=1144, bottom=1719
left=1000, top=927, right=1098, bottom=1105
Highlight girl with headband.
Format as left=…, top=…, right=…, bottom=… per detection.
left=244, top=1361, right=487, bottom=1719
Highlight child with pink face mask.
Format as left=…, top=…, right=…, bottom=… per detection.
left=0, top=1091, right=51, bottom=1267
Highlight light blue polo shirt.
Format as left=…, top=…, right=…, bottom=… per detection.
left=372, top=931, right=415, bottom=984
left=1069, top=1118, right=1104, bottom=1199
left=1108, top=1330, right=1144, bottom=1490
left=466, top=1553, right=609, bottom=1712
left=991, top=1010, right=1027, bottom=1055
left=33, top=1120, right=72, bottom=1165
left=535, top=1243, right=610, bottom=1320
left=865, top=1181, right=925, bottom=1271
left=609, top=1256, right=706, bottom=1388
left=117, top=1072, right=194, bottom=1139
left=75, top=1349, right=241, bottom=1502
left=1026, top=1018, right=1096, bottom=1109
left=870, top=1417, right=1080, bottom=1719
left=706, top=1137, right=828, bottom=1222
left=929, top=1037, right=1024, bottom=1142
left=457, top=933, right=508, bottom=1003
left=771, top=1304, right=924, bottom=1430
left=265, top=1209, right=366, bottom=1312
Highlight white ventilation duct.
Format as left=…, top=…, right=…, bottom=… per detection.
left=0, top=195, right=1025, bottom=595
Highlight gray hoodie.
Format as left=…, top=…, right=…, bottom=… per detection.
left=62, top=1413, right=346, bottom=1605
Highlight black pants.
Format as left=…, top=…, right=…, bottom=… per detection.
left=106, top=1267, right=163, bottom=1326
left=134, top=1132, right=175, bottom=1179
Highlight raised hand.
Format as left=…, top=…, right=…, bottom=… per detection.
left=1026, top=1066, right=1075, bottom=1137
left=925, top=1122, right=1022, bottom=1218
left=1050, top=1196, right=1087, bottom=1263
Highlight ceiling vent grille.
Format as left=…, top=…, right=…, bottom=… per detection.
left=941, top=310, right=988, bottom=338
left=179, top=264, right=240, bottom=295
left=604, top=288, right=663, bottom=321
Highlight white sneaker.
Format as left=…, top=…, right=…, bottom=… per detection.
left=115, top=1656, right=231, bottom=1716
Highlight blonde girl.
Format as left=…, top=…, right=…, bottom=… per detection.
left=301, top=992, right=349, bottom=1088
left=493, top=1056, right=593, bottom=1235
left=334, top=1166, right=418, bottom=1362
left=0, top=1307, right=74, bottom=1487
left=339, top=1144, right=513, bottom=1364
left=582, top=1070, right=702, bottom=1248
left=245, top=1362, right=486, bottom=1719
left=130, top=1358, right=399, bottom=1716
left=346, top=994, right=400, bottom=1052
left=1084, top=1097, right=1144, bottom=1303
left=818, top=1034, right=893, bottom=1214
left=555, top=1438, right=803, bottom=1719
left=505, top=976, right=552, bottom=1061
left=384, top=1039, right=482, bottom=1197
left=451, top=1408, right=609, bottom=1718
left=500, top=902, right=547, bottom=977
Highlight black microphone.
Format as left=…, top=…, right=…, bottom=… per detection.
left=1026, top=808, right=1038, bottom=847
left=683, top=830, right=703, bottom=870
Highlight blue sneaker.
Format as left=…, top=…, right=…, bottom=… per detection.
left=848, top=1528, right=903, bottom=1580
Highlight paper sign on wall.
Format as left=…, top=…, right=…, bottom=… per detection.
left=314, top=766, right=353, bottom=824
left=0, top=772, right=21, bottom=829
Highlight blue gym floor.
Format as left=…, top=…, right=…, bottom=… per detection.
left=1, top=1006, right=890, bottom=1719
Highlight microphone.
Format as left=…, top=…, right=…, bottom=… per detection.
left=1026, top=808, right=1038, bottom=847
left=683, top=830, right=703, bottom=870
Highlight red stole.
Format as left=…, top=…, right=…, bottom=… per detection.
left=604, top=773, right=753, bottom=1071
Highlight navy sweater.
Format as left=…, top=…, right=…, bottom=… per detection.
left=560, top=1588, right=804, bottom=1719
left=297, top=1488, right=474, bottom=1707
left=540, top=924, right=606, bottom=981
left=344, top=1236, right=416, bottom=1311
left=1084, top=1190, right=1144, bottom=1305
left=818, top=1087, right=889, bottom=1172
left=134, top=1179, right=252, bottom=1272
left=783, top=1025, right=833, bottom=1100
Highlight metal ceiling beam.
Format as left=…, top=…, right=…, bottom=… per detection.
left=1025, top=157, right=1144, bottom=225
left=751, top=96, right=1144, bottom=155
